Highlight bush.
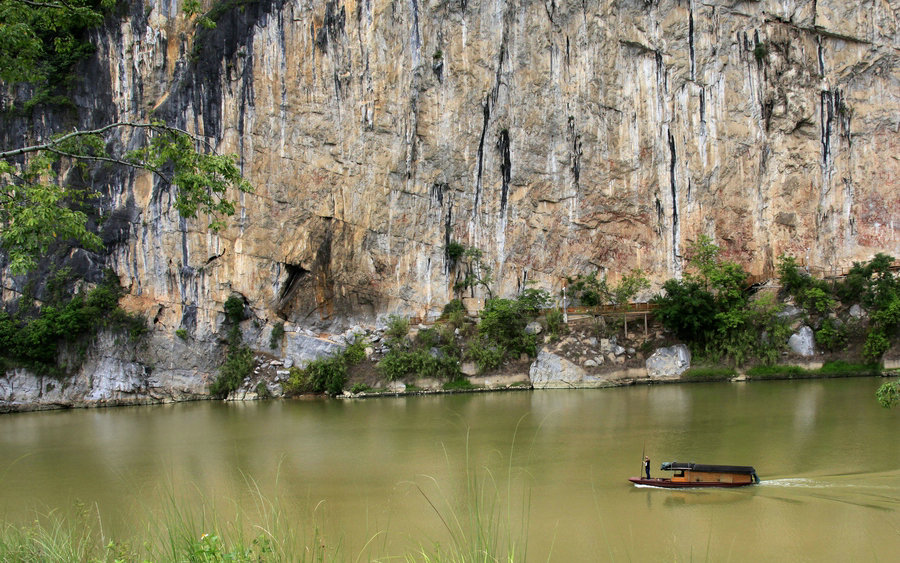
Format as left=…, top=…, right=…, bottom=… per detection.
left=778, top=255, right=811, bottom=297
left=269, top=322, right=285, bottom=349
left=651, top=278, right=718, bottom=343
left=283, top=366, right=311, bottom=394
left=817, top=361, right=880, bottom=376
left=0, top=270, right=145, bottom=375
left=478, top=298, right=536, bottom=359
left=465, top=338, right=506, bottom=373
left=876, top=380, right=900, bottom=408
left=282, top=357, right=347, bottom=395
left=753, top=41, right=768, bottom=62
left=566, top=272, right=608, bottom=306
left=815, top=318, right=847, bottom=352
left=305, top=356, right=348, bottom=395
left=210, top=345, right=255, bottom=397
left=447, top=241, right=466, bottom=263
left=416, top=327, right=441, bottom=349
left=680, top=367, right=736, bottom=381
left=378, top=348, right=460, bottom=381
left=544, top=308, right=567, bottom=340
left=442, top=299, right=466, bottom=317
left=343, top=336, right=367, bottom=365
left=385, top=315, right=410, bottom=342
left=864, top=330, right=891, bottom=361
left=350, top=383, right=372, bottom=394
left=224, top=295, right=246, bottom=323
left=443, top=378, right=477, bottom=391
left=516, top=288, right=551, bottom=315
left=176, top=328, right=188, bottom=340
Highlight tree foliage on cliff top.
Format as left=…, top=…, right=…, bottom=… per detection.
left=0, top=0, right=252, bottom=274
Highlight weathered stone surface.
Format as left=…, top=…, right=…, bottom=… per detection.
left=789, top=326, right=817, bottom=357
left=525, top=321, right=543, bottom=335
left=646, top=345, right=692, bottom=378
left=0, top=332, right=209, bottom=411
left=461, top=361, right=479, bottom=376
left=849, top=304, right=866, bottom=319
left=530, top=349, right=614, bottom=388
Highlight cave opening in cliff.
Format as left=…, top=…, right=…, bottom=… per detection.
left=276, top=263, right=310, bottom=318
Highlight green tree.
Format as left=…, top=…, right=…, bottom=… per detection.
left=453, top=246, right=494, bottom=298
left=1, top=1, right=252, bottom=274
left=653, top=236, right=787, bottom=364
left=876, top=380, right=900, bottom=408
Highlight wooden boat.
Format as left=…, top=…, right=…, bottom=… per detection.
left=629, top=461, right=760, bottom=488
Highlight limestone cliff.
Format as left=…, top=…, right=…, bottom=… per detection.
left=2, top=0, right=899, bottom=405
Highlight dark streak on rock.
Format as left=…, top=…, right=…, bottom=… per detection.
left=497, top=129, right=511, bottom=217
left=689, top=5, right=695, bottom=81
left=667, top=129, right=679, bottom=260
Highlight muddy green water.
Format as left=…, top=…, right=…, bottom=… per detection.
left=2, top=378, right=899, bottom=561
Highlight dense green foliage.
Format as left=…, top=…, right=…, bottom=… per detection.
left=780, top=253, right=899, bottom=361
left=209, top=295, right=256, bottom=397
left=876, top=380, right=900, bottom=408
left=446, top=240, right=466, bottom=263
left=0, top=0, right=114, bottom=105
left=282, top=337, right=367, bottom=395
left=378, top=324, right=461, bottom=381
left=476, top=298, right=537, bottom=359
left=209, top=345, right=254, bottom=397
left=652, top=236, right=789, bottom=365
left=0, top=269, right=145, bottom=375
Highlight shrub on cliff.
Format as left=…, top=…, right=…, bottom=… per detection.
left=210, top=345, right=254, bottom=397
left=653, top=237, right=788, bottom=365
left=0, top=269, right=145, bottom=375
left=282, top=338, right=367, bottom=395
left=378, top=323, right=461, bottom=381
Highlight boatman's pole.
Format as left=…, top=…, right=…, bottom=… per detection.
left=641, top=440, right=645, bottom=479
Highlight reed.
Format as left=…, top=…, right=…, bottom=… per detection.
left=407, top=426, right=532, bottom=562
left=0, top=454, right=531, bottom=563
left=0, top=484, right=338, bottom=562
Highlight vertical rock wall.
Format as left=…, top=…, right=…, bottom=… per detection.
left=16, top=0, right=900, bottom=336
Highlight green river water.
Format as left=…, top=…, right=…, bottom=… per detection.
left=1, top=377, right=899, bottom=561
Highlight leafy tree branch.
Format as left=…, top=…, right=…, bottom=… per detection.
left=1, top=122, right=253, bottom=274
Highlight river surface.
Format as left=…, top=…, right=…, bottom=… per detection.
left=2, top=377, right=899, bottom=561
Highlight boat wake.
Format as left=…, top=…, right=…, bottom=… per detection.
left=760, top=478, right=831, bottom=488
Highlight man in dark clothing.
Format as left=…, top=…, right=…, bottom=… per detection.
left=643, top=456, right=651, bottom=479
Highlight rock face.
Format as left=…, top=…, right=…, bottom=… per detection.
left=789, top=325, right=817, bottom=357
left=0, top=332, right=209, bottom=412
left=646, top=344, right=691, bottom=378
left=3, top=0, right=899, bottom=406
left=530, top=349, right=616, bottom=388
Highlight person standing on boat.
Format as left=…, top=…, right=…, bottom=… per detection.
left=643, top=456, right=651, bottom=479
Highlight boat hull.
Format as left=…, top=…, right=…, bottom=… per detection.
left=628, top=477, right=756, bottom=488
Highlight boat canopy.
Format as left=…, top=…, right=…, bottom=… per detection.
left=660, top=461, right=757, bottom=475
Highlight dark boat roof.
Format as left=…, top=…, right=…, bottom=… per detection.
left=661, top=461, right=757, bottom=474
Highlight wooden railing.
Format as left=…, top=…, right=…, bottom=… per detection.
left=563, top=303, right=658, bottom=315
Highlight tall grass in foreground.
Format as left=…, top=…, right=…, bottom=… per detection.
left=407, top=426, right=532, bottom=563
left=0, top=444, right=532, bottom=563
left=0, top=484, right=337, bottom=562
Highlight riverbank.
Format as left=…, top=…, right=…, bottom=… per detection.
left=3, top=287, right=899, bottom=413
